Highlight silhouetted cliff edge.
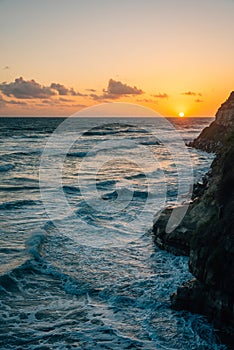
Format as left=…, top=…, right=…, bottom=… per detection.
left=188, top=91, right=234, bottom=152
left=153, top=92, right=234, bottom=342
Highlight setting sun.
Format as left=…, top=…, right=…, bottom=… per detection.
left=179, top=112, right=185, bottom=118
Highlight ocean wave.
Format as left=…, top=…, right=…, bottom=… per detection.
left=0, top=227, right=95, bottom=296
left=23, top=134, right=45, bottom=139
left=126, top=128, right=149, bottom=134
left=95, top=142, right=137, bottom=153
left=63, top=185, right=81, bottom=194
left=132, top=190, right=149, bottom=199
left=101, top=188, right=149, bottom=201
left=31, top=259, right=97, bottom=296
left=0, top=163, right=15, bottom=172
left=83, top=130, right=121, bottom=136
left=11, top=176, right=38, bottom=183
left=101, top=191, right=118, bottom=201
left=0, top=247, right=22, bottom=254
left=96, top=179, right=116, bottom=188
left=0, top=185, right=39, bottom=192
left=4, top=150, right=41, bottom=157
left=66, top=151, right=87, bottom=158
left=0, top=259, right=33, bottom=293
left=140, top=138, right=160, bottom=145
left=0, top=273, right=21, bottom=293
left=67, top=143, right=136, bottom=158
left=0, top=232, right=45, bottom=292
left=0, top=199, right=38, bottom=210
left=83, top=123, right=134, bottom=137
left=25, top=231, right=46, bottom=261
left=81, top=122, right=153, bottom=138
left=125, top=173, right=146, bottom=180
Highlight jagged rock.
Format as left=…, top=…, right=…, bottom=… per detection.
left=170, top=279, right=206, bottom=313
left=216, top=91, right=234, bottom=127
left=188, top=91, right=234, bottom=152
left=153, top=206, right=191, bottom=256
left=171, top=278, right=234, bottom=331
left=153, top=170, right=215, bottom=256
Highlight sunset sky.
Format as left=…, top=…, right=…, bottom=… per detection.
left=1, top=0, right=234, bottom=117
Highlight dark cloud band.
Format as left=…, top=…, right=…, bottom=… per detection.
left=0, top=77, right=84, bottom=99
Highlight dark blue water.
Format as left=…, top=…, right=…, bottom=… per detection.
left=0, top=116, right=226, bottom=349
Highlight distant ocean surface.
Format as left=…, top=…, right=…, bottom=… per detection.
left=0, top=117, right=226, bottom=349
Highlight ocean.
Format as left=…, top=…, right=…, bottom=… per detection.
left=0, top=116, right=226, bottom=349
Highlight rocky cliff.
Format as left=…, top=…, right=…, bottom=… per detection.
left=153, top=92, right=234, bottom=341
left=188, top=91, right=234, bottom=152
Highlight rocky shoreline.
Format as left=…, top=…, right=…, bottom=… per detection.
left=153, top=92, right=234, bottom=343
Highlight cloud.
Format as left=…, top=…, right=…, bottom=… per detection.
left=90, top=79, right=144, bottom=101
left=0, top=77, right=56, bottom=99
left=151, top=93, right=169, bottom=99
left=72, top=103, right=87, bottom=108
left=0, top=84, right=87, bottom=112
left=50, top=83, right=70, bottom=96
left=181, top=91, right=202, bottom=96
left=0, top=77, right=85, bottom=99
left=0, top=93, right=28, bottom=107
left=195, top=99, right=203, bottom=103
left=59, top=97, right=74, bottom=102
left=137, top=98, right=158, bottom=103
left=8, top=100, right=27, bottom=106
left=89, top=93, right=104, bottom=101
left=70, top=88, right=86, bottom=97
left=106, top=79, right=143, bottom=96
left=89, top=93, right=110, bottom=103
left=0, top=94, right=6, bottom=107
left=86, top=88, right=96, bottom=92
left=50, top=83, right=85, bottom=96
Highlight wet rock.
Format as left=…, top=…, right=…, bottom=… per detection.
left=153, top=206, right=191, bottom=256
left=170, top=279, right=206, bottom=313
left=171, top=278, right=234, bottom=332
left=153, top=170, right=216, bottom=256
